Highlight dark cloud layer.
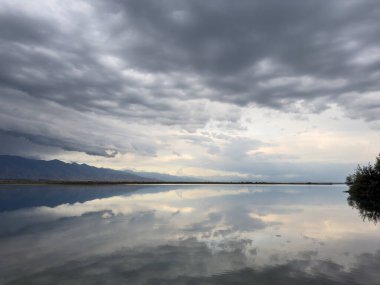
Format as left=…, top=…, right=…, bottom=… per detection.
left=1, top=1, right=380, bottom=117
left=0, top=0, right=379, bottom=170
left=110, top=0, right=380, bottom=117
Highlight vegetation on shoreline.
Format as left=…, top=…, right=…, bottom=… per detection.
left=346, top=154, right=380, bottom=223
left=346, top=154, right=380, bottom=196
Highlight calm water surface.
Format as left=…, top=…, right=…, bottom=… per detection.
left=0, top=184, right=379, bottom=284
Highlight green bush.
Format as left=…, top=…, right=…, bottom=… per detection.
left=346, top=154, right=380, bottom=223
left=346, top=154, right=380, bottom=196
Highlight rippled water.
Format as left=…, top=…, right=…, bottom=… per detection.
left=0, top=184, right=379, bottom=285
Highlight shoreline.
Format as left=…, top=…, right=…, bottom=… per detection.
left=0, top=180, right=344, bottom=186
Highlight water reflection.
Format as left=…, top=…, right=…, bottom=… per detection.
left=347, top=191, right=380, bottom=224
left=0, top=184, right=379, bottom=284
left=0, top=185, right=144, bottom=212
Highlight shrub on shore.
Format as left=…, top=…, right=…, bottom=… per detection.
left=346, top=154, right=380, bottom=196
left=346, top=154, right=380, bottom=223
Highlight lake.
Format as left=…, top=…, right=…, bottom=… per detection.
left=0, top=184, right=379, bottom=284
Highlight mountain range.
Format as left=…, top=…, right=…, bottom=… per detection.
left=0, top=155, right=151, bottom=181
left=122, top=169, right=202, bottom=182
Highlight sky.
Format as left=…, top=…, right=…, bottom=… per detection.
left=0, top=0, right=379, bottom=182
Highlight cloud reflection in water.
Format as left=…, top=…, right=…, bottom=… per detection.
left=0, top=184, right=380, bottom=284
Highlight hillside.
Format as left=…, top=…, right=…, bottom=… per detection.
left=0, top=155, right=150, bottom=181
left=123, top=170, right=202, bottom=182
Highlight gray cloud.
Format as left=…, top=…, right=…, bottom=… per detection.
left=204, top=156, right=355, bottom=182
left=0, top=0, right=379, bottom=166
left=0, top=130, right=117, bottom=157
left=102, top=0, right=380, bottom=117
left=0, top=132, right=62, bottom=158
left=0, top=87, right=160, bottom=157
left=169, top=133, right=353, bottom=181
left=1, top=0, right=379, bottom=118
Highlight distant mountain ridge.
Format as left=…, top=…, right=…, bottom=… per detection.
left=0, top=155, right=151, bottom=181
left=123, top=169, right=203, bottom=182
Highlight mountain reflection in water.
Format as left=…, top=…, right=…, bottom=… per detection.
left=0, top=184, right=380, bottom=285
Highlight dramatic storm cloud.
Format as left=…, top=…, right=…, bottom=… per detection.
left=0, top=0, right=379, bottom=181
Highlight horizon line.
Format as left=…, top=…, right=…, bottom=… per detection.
left=0, top=180, right=345, bottom=186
